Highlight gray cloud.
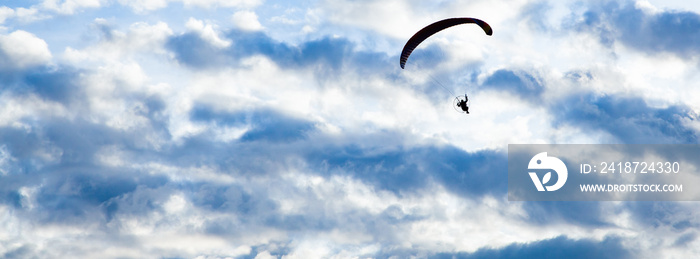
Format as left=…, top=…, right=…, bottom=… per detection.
left=166, top=29, right=395, bottom=78
left=0, top=66, right=84, bottom=105
left=431, top=235, right=632, bottom=259
left=551, top=93, right=698, bottom=144
left=482, top=69, right=545, bottom=102
left=574, top=1, right=700, bottom=58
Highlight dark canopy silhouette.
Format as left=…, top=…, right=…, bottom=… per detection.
left=400, top=18, right=492, bottom=69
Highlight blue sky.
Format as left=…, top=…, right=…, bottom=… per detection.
left=1, top=0, right=700, bottom=258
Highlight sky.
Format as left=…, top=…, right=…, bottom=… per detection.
left=1, top=0, right=700, bottom=258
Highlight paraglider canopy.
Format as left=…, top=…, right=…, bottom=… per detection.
left=400, top=17, right=492, bottom=69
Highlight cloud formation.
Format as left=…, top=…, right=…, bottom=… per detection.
left=576, top=1, right=700, bottom=58
left=1, top=0, right=700, bottom=258
left=0, top=30, right=52, bottom=69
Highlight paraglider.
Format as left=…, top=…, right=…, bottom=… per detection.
left=399, top=17, right=492, bottom=114
left=455, top=94, right=469, bottom=114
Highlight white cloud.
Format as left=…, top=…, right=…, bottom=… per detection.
left=163, top=193, right=188, bottom=213
left=232, top=10, right=264, bottom=31
left=54, top=21, right=179, bottom=140
left=40, top=0, right=102, bottom=14
left=180, top=0, right=261, bottom=9
left=185, top=17, right=231, bottom=48
left=0, top=30, right=52, bottom=69
left=645, top=0, right=700, bottom=13
left=635, top=0, right=660, bottom=14
left=254, top=251, right=277, bottom=259
left=319, top=0, right=529, bottom=40
left=0, top=145, right=15, bottom=176
left=63, top=19, right=173, bottom=64
left=112, top=0, right=264, bottom=12
left=320, top=0, right=418, bottom=39
left=0, top=6, right=14, bottom=24
left=612, top=43, right=700, bottom=109
left=0, top=94, right=70, bottom=129
left=117, top=0, right=168, bottom=12
left=0, top=1, right=101, bottom=24
left=13, top=7, right=47, bottom=23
